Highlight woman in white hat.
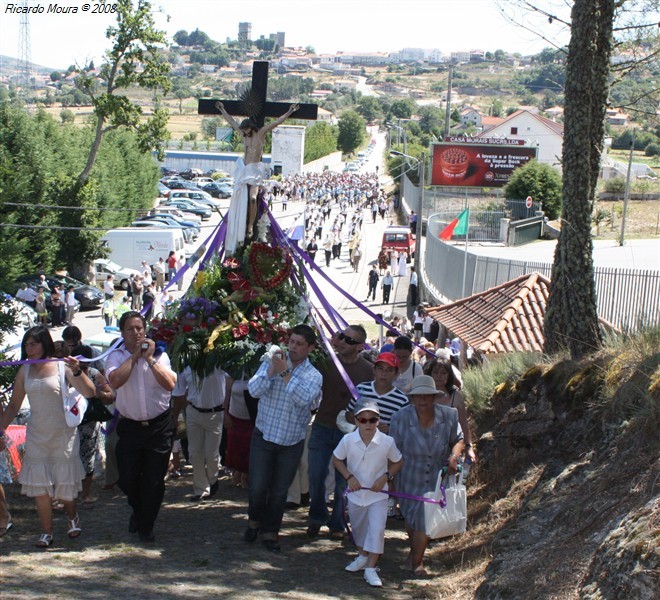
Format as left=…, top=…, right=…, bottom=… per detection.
left=389, top=375, right=464, bottom=576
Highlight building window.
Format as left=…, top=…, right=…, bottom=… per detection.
left=511, top=127, right=518, bottom=135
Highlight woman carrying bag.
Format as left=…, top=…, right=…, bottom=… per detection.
left=0, top=326, right=95, bottom=548
left=389, top=375, right=464, bottom=577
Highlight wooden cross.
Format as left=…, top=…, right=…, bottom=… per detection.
left=198, top=61, right=318, bottom=126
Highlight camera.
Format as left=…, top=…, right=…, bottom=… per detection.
left=141, top=342, right=149, bottom=350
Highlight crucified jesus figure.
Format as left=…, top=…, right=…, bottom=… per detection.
left=216, top=101, right=299, bottom=241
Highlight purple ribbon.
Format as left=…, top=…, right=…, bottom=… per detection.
left=341, top=486, right=446, bottom=545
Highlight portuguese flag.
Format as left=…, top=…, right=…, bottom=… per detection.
left=439, top=208, right=469, bottom=241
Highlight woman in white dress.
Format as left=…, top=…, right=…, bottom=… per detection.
left=390, top=250, right=399, bottom=274
left=0, top=326, right=95, bottom=548
left=398, top=252, right=408, bottom=277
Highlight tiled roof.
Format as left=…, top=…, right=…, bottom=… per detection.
left=425, top=272, right=550, bottom=353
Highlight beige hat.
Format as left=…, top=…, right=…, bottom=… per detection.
left=408, top=375, right=439, bottom=396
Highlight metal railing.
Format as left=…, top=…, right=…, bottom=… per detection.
left=423, top=223, right=660, bottom=331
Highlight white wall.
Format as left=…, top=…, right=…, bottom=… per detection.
left=271, top=125, right=305, bottom=177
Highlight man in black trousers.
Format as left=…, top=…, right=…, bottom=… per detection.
left=106, top=312, right=177, bottom=542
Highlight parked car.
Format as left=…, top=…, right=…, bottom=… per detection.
left=162, top=199, right=212, bottom=220
left=151, top=206, right=201, bottom=224
left=168, top=189, right=221, bottom=209
left=179, top=168, right=203, bottom=180
left=147, top=212, right=201, bottom=234
left=131, top=220, right=193, bottom=243
left=192, top=177, right=214, bottom=187
left=15, top=274, right=103, bottom=310
left=202, top=181, right=233, bottom=199
left=160, top=166, right=178, bottom=177
left=136, top=216, right=198, bottom=241
left=381, top=226, right=415, bottom=262
left=93, top=258, right=141, bottom=291
left=157, top=181, right=171, bottom=197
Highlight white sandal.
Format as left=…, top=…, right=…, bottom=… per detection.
left=35, top=533, right=53, bottom=548
left=67, top=514, right=82, bottom=538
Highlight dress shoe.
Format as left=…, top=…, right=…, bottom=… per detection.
left=284, top=501, right=300, bottom=511
left=243, top=527, right=259, bottom=543
left=262, top=539, right=281, bottom=553
left=208, top=481, right=219, bottom=497
left=306, top=523, right=321, bottom=538
left=138, top=530, right=155, bottom=543
left=188, top=494, right=208, bottom=502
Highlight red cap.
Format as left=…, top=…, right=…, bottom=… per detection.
left=375, top=351, right=399, bottom=369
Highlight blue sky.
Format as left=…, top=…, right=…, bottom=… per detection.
left=1, top=0, right=572, bottom=70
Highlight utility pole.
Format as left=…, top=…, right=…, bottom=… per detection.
left=444, top=64, right=454, bottom=139
left=619, top=135, right=634, bottom=246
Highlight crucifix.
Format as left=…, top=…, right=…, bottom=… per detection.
left=199, top=61, right=318, bottom=250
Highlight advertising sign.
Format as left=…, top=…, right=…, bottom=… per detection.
left=431, top=142, right=538, bottom=187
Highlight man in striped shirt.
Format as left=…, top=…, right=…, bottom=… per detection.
left=347, top=352, right=409, bottom=433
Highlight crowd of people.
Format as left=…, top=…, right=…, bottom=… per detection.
left=0, top=314, right=475, bottom=586
left=0, top=167, right=478, bottom=587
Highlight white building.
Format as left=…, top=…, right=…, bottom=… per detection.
left=477, top=110, right=564, bottom=167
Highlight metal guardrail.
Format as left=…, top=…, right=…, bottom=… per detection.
left=423, top=221, right=659, bottom=331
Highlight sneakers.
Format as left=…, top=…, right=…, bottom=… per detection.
left=345, top=554, right=369, bottom=572
left=364, top=567, right=382, bottom=587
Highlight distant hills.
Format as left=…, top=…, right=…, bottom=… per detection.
left=0, top=55, right=56, bottom=75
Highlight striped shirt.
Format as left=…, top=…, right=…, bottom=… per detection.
left=350, top=381, right=409, bottom=426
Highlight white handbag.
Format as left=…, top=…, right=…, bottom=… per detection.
left=59, top=361, right=88, bottom=428
left=424, top=469, right=467, bottom=539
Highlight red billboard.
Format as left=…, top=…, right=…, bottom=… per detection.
left=431, top=142, right=538, bottom=187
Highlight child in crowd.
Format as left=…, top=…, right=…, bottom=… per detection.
left=35, top=287, right=47, bottom=326
left=332, top=400, right=403, bottom=588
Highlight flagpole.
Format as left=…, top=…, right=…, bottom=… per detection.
left=461, top=207, right=469, bottom=297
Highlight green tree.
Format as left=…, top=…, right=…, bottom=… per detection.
left=544, top=0, right=615, bottom=358
left=60, top=109, right=75, bottom=123
left=304, top=122, right=338, bottom=163
left=504, top=160, right=563, bottom=219
left=337, top=111, right=365, bottom=154
left=491, top=98, right=504, bottom=117
left=356, top=96, right=382, bottom=123
left=390, top=98, right=416, bottom=119
left=75, top=0, right=171, bottom=185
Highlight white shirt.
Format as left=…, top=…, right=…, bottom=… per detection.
left=103, top=280, right=114, bottom=295
left=173, top=366, right=226, bottom=410
left=333, top=429, right=402, bottom=507
left=66, top=290, right=76, bottom=306
left=106, top=347, right=175, bottom=420
left=410, top=271, right=418, bottom=286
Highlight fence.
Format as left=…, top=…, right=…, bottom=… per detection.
left=424, top=220, right=660, bottom=332
left=431, top=211, right=505, bottom=243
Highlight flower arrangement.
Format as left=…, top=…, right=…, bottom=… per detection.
left=150, top=241, right=311, bottom=380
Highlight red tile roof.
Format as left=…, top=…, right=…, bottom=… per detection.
left=425, top=272, right=551, bottom=353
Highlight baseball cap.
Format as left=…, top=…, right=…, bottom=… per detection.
left=375, top=351, right=399, bottom=369
left=355, top=400, right=381, bottom=417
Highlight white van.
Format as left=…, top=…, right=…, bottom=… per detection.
left=101, top=228, right=187, bottom=271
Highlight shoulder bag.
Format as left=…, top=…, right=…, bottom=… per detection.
left=59, top=361, right=88, bottom=428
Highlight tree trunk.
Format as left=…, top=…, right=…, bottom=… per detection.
left=544, top=0, right=614, bottom=358
left=78, top=115, right=105, bottom=185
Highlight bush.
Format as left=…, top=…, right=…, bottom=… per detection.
left=644, top=142, right=660, bottom=157
left=504, top=160, right=563, bottom=219
left=603, top=178, right=626, bottom=194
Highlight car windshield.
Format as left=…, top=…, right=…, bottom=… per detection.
left=53, top=274, right=85, bottom=286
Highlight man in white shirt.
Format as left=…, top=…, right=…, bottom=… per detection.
left=152, top=258, right=166, bottom=291
left=409, top=266, right=418, bottom=306
left=106, top=311, right=177, bottom=543
left=65, top=285, right=76, bottom=324
left=172, top=367, right=227, bottom=501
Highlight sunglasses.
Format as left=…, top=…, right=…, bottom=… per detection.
left=356, top=417, right=379, bottom=424
left=338, top=332, right=362, bottom=346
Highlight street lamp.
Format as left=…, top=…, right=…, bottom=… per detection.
left=390, top=150, right=425, bottom=282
